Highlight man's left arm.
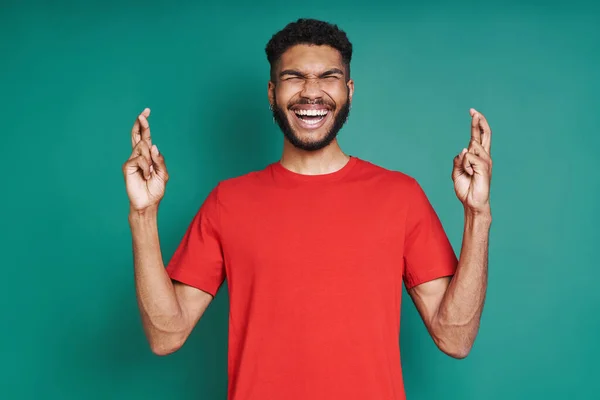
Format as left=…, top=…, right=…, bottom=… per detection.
left=408, top=108, right=493, bottom=359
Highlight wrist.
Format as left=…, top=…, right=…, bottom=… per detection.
left=464, top=206, right=492, bottom=226
left=129, top=205, right=159, bottom=222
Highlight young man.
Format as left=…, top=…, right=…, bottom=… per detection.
left=123, top=18, right=492, bottom=400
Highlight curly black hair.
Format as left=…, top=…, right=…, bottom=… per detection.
left=265, top=18, right=353, bottom=82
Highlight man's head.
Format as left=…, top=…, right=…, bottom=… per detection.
left=265, top=19, right=354, bottom=152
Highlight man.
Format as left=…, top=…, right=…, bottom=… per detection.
left=123, top=18, right=492, bottom=400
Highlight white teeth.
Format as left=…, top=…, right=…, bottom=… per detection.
left=294, top=109, right=328, bottom=116
left=302, top=116, right=324, bottom=125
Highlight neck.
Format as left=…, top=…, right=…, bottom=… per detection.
left=279, top=139, right=350, bottom=175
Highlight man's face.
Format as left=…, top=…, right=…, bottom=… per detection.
left=268, top=44, right=354, bottom=151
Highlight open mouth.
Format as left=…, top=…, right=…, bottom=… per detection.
left=291, top=108, right=331, bottom=130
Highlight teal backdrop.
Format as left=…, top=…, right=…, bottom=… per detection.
left=2, top=1, right=599, bottom=399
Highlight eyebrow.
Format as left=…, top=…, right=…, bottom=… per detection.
left=279, top=68, right=345, bottom=79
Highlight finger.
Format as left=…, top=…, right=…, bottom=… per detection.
left=128, top=139, right=152, bottom=168
left=150, top=145, right=169, bottom=182
left=453, top=147, right=468, bottom=166
left=463, top=152, right=490, bottom=176
left=452, top=148, right=468, bottom=179
left=124, top=155, right=151, bottom=180
left=479, top=114, right=492, bottom=155
left=462, top=151, right=474, bottom=176
left=138, top=111, right=152, bottom=147
left=131, top=108, right=150, bottom=148
left=470, top=108, right=482, bottom=144
left=471, top=108, right=492, bottom=154
left=131, top=120, right=140, bottom=149
left=467, top=138, right=492, bottom=163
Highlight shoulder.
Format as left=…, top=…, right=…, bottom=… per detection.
left=211, top=163, right=274, bottom=200
left=354, top=157, right=419, bottom=190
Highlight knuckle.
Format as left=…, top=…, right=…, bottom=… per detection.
left=135, top=142, right=149, bottom=154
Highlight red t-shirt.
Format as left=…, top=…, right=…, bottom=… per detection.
left=166, top=156, right=458, bottom=400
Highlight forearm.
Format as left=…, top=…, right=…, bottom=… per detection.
left=433, top=209, right=491, bottom=356
left=129, top=207, right=185, bottom=350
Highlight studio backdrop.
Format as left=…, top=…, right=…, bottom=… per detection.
left=1, top=1, right=598, bottom=399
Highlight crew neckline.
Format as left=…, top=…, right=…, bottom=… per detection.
left=271, top=155, right=359, bottom=184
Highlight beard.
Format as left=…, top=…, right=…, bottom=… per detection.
left=271, top=92, right=351, bottom=152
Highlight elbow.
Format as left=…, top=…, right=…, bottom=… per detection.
left=440, top=344, right=472, bottom=359
left=431, top=318, right=479, bottom=359
left=433, top=335, right=473, bottom=359
left=151, top=345, right=180, bottom=357
left=144, top=313, right=189, bottom=356
left=149, top=335, right=185, bottom=356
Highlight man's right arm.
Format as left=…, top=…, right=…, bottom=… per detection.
left=129, top=207, right=214, bottom=356
left=123, top=108, right=213, bottom=356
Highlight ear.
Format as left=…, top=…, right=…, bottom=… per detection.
left=347, top=79, right=354, bottom=103
left=268, top=81, right=275, bottom=107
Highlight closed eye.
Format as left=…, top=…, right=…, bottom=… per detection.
left=319, top=68, right=344, bottom=80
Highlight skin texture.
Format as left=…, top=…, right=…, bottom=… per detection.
left=123, top=44, right=492, bottom=358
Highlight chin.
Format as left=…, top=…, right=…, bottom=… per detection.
left=293, top=127, right=331, bottom=141
left=284, top=126, right=338, bottom=152
left=272, top=101, right=347, bottom=152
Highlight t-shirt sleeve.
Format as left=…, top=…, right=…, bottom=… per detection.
left=402, top=178, right=458, bottom=290
left=165, top=184, right=225, bottom=297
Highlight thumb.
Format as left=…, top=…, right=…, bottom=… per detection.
left=150, top=145, right=169, bottom=181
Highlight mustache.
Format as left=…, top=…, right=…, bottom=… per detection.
left=289, top=98, right=335, bottom=107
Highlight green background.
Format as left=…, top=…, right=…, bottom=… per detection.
left=2, top=0, right=599, bottom=399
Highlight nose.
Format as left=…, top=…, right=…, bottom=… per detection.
left=300, top=78, right=322, bottom=100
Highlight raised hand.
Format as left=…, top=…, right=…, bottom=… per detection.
left=451, top=108, right=493, bottom=214
left=122, top=108, right=170, bottom=212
